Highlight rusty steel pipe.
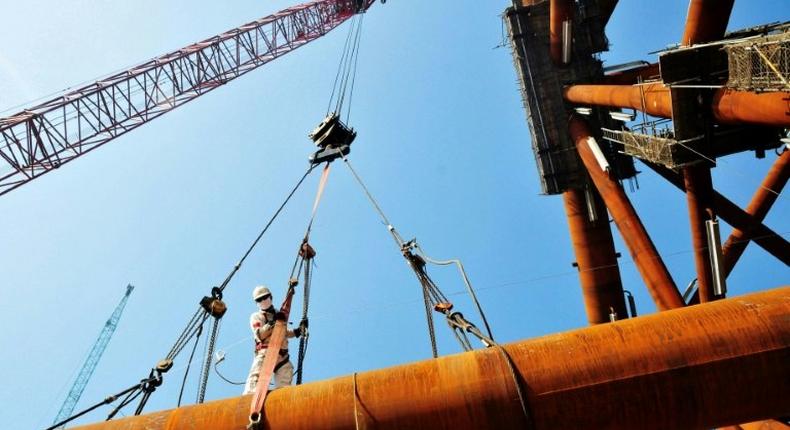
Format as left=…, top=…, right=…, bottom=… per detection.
left=645, top=161, right=790, bottom=268
left=563, top=84, right=790, bottom=127
left=712, top=89, right=790, bottom=127
left=564, top=83, right=673, bottom=118
left=723, top=150, right=790, bottom=275
left=571, top=116, right=684, bottom=310
left=550, top=0, right=572, bottom=65
left=563, top=188, right=628, bottom=324
left=73, top=287, right=790, bottom=430
left=683, top=165, right=717, bottom=302
left=721, top=420, right=790, bottom=430
left=681, top=0, right=735, bottom=46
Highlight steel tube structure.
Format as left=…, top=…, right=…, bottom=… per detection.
left=562, top=188, right=628, bottom=324
left=645, top=161, right=790, bottom=268
left=564, top=83, right=673, bottom=118
left=571, top=117, right=684, bottom=310
left=684, top=165, right=717, bottom=302
left=563, top=84, right=790, bottom=127
left=722, top=150, right=790, bottom=275
left=678, top=0, right=731, bottom=304
left=0, top=0, right=373, bottom=196
left=73, top=287, right=790, bottom=430
left=681, top=0, right=735, bottom=46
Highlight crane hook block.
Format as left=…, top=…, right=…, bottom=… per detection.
left=200, top=296, right=228, bottom=319
left=308, top=113, right=355, bottom=164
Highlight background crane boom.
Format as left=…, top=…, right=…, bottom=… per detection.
left=0, top=0, right=372, bottom=196
left=52, top=284, right=135, bottom=428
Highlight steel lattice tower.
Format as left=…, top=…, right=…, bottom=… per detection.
left=52, top=284, right=134, bottom=427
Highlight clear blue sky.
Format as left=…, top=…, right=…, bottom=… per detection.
left=0, top=1, right=787, bottom=428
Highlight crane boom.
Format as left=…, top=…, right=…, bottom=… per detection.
left=52, top=284, right=135, bottom=427
left=0, top=0, right=373, bottom=196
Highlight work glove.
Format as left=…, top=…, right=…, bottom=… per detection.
left=274, top=311, right=287, bottom=322
left=293, top=327, right=303, bottom=338
left=300, top=318, right=309, bottom=330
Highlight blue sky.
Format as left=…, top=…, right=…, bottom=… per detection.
left=0, top=0, right=787, bottom=428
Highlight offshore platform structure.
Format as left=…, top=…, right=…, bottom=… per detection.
left=52, top=285, right=134, bottom=428
left=0, top=0, right=787, bottom=429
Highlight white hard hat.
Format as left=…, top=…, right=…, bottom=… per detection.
left=252, top=285, right=271, bottom=302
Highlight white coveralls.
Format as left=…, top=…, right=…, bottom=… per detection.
left=243, top=309, right=297, bottom=395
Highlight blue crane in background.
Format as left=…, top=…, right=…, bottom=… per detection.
left=52, top=284, right=134, bottom=428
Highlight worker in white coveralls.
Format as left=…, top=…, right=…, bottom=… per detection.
left=243, top=285, right=307, bottom=394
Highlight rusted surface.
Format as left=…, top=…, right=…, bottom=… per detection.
left=723, top=150, right=790, bottom=275
left=712, top=89, right=790, bottom=127
left=563, top=188, right=628, bottom=324
left=681, top=0, right=735, bottom=46
left=570, top=116, right=684, bottom=310
left=563, top=84, right=790, bottom=127
left=683, top=165, right=717, bottom=302
left=73, top=287, right=790, bottom=430
left=645, top=161, right=790, bottom=268
left=725, top=420, right=790, bottom=430
left=563, top=83, right=673, bottom=118
left=549, top=0, right=572, bottom=65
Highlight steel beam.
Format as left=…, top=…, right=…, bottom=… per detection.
left=562, top=188, right=628, bottom=324
left=683, top=165, right=717, bottom=302
left=570, top=116, right=684, bottom=310
left=643, top=162, right=790, bottom=267
left=72, top=287, right=790, bottom=430
left=563, top=84, right=790, bottom=127
left=723, top=150, right=790, bottom=275
left=681, top=0, right=735, bottom=46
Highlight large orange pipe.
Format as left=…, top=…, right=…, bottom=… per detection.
left=73, top=287, right=790, bottom=430
left=571, top=116, right=685, bottom=310
left=564, top=83, right=673, bottom=118
left=683, top=165, right=717, bottom=302
left=723, top=150, right=790, bottom=275
left=563, top=188, right=628, bottom=324
left=563, top=85, right=790, bottom=127
left=722, top=420, right=790, bottom=430
left=681, top=0, right=735, bottom=46
left=550, top=0, right=572, bottom=65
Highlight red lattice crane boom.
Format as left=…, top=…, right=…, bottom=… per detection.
left=0, top=0, right=374, bottom=196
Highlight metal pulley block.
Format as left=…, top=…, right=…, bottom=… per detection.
left=200, top=286, right=228, bottom=319
left=307, top=112, right=356, bottom=164
left=433, top=302, right=454, bottom=314
left=299, top=241, right=317, bottom=259
left=155, top=358, right=173, bottom=373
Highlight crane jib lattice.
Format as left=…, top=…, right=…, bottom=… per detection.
left=51, top=285, right=134, bottom=428
left=0, top=0, right=374, bottom=197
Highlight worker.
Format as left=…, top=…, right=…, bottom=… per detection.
left=243, top=285, right=307, bottom=395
